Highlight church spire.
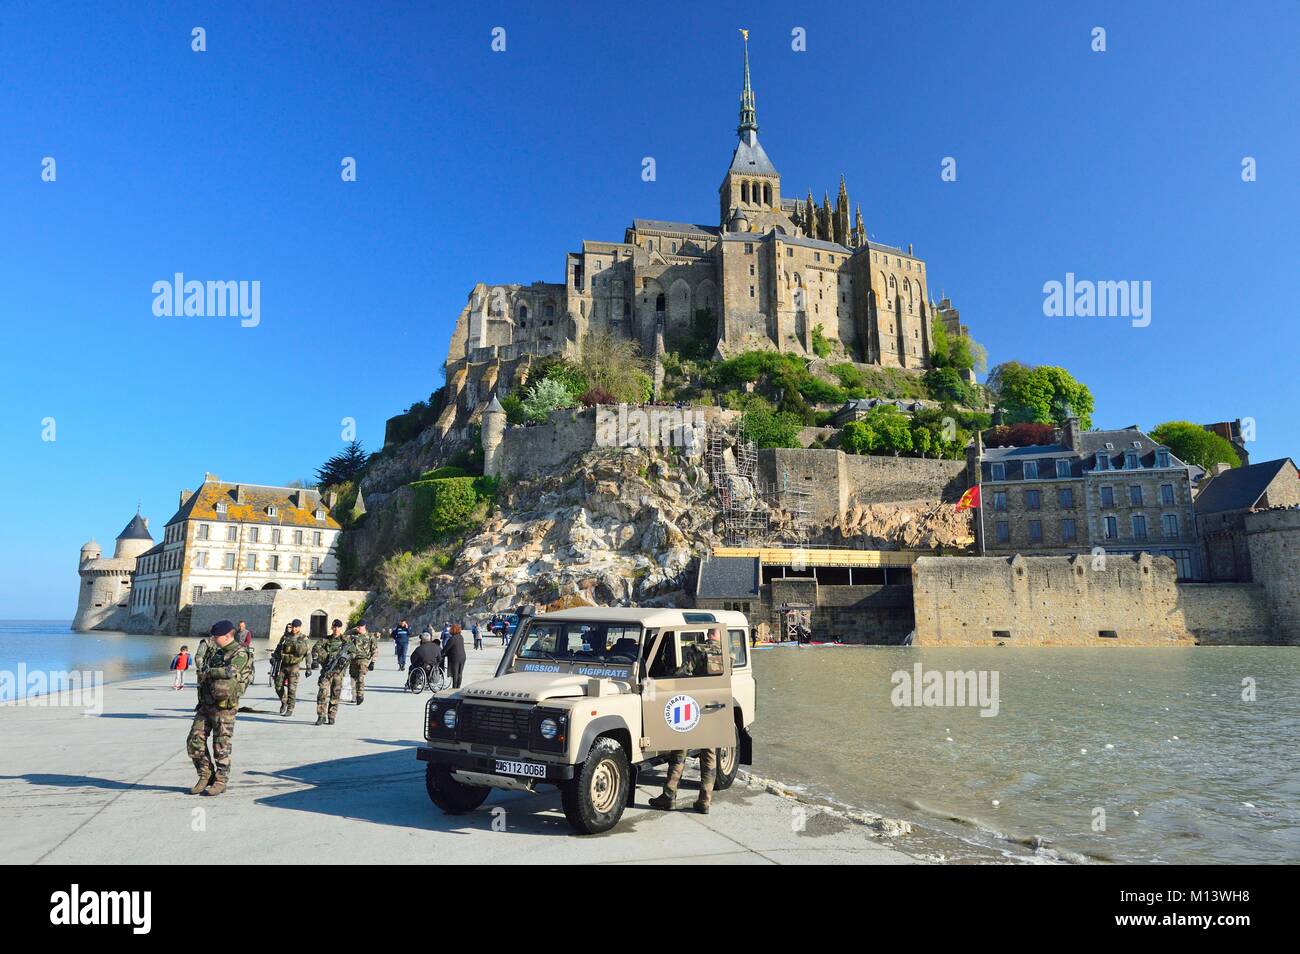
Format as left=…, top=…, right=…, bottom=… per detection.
left=737, top=29, right=758, bottom=137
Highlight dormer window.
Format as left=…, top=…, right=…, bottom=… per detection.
left=266, top=505, right=277, bottom=518
left=315, top=509, right=326, bottom=520
left=1023, top=460, right=1039, bottom=480
left=1096, top=452, right=1111, bottom=471
left=990, top=463, right=1006, bottom=481
left=1156, top=449, right=1171, bottom=468
left=1124, top=452, right=1140, bottom=469
left=215, top=501, right=227, bottom=515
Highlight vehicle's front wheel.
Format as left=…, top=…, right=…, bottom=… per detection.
left=560, top=737, right=629, bottom=834
left=424, top=762, right=489, bottom=814
left=714, top=722, right=740, bottom=791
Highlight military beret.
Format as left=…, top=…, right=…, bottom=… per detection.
left=210, top=620, right=236, bottom=637
left=332, top=619, right=343, bottom=628
left=290, top=618, right=302, bottom=627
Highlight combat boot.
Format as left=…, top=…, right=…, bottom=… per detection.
left=189, top=772, right=213, bottom=795
left=327, top=716, right=336, bottom=725
left=649, top=793, right=675, bottom=810
left=203, top=778, right=226, bottom=796
left=315, top=716, right=326, bottom=726
left=356, top=697, right=364, bottom=706
left=693, top=799, right=711, bottom=815
left=278, top=701, right=287, bottom=716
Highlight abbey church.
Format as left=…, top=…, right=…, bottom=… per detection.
left=440, top=33, right=950, bottom=426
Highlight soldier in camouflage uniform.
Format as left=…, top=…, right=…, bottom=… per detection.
left=273, top=618, right=312, bottom=717
left=308, top=618, right=352, bottom=726
left=347, top=623, right=378, bottom=705
left=186, top=620, right=254, bottom=797
left=649, top=640, right=718, bottom=815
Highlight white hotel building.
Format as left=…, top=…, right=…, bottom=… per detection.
left=130, top=474, right=344, bottom=634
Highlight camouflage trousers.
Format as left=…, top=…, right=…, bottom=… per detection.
left=316, top=669, right=344, bottom=720
left=348, top=660, right=369, bottom=701
left=663, top=748, right=716, bottom=805
left=187, top=705, right=237, bottom=780
left=276, top=663, right=302, bottom=711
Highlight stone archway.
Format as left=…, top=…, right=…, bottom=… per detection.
left=261, top=582, right=281, bottom=590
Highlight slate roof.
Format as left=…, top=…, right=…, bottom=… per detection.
left=696, top=556, right=760, bottom=599
left=982, top=427, right=1188, bottom=481
left=631, top=219, right=720, bottom=237
left=1194, top=458, right=1297, bottom=516
left=117, top=513, right=153, bottom=541
left=727, top=132, right=778, bottom=176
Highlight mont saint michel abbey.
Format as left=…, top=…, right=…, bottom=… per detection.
left=441, top=34, right=955, bottom=424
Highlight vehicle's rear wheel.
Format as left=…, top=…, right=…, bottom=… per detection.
left=424, top=762, right=489, bottom=814
left=714, top=722, right=740, bottom=790
left=408, top=668, right=427, bottom=693
left=560, top=737, right=629, bottom=834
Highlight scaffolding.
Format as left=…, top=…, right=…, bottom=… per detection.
left=708, top=420, right=769, bottom=545
left=769, top=468, right=813, bottom=550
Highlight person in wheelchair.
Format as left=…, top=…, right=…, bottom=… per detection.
left=406, top=634, right=445, bottom=691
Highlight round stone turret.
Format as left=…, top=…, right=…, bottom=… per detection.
left=482, top=394, right=507, bottom=479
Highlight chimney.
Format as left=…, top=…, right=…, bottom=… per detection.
left=1063, top=416, right=1082, bottom=450
left=179, top=488, right=191, bottom=507
left=235, top=485, right=247, bottom=504
left=1210, top=462, right=1233, bottom=478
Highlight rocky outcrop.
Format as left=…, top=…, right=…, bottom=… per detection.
left=363, top=446, right=722, bottom=630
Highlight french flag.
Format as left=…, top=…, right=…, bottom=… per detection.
left=674, top=702, right=692, bottom=725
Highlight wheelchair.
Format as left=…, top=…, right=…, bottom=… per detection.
left=406, top=660, right=450, bottom=693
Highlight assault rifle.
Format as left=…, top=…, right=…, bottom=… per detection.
left=194, top=638, right=211, bottom=678
left=268, top=641, right=283, bottom=688
left=313, top=642, right=354, bottom=680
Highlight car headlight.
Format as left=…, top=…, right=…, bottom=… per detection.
left=443, top=708, right=458, bottom=730
left=539, top=718, right=559, bottom=741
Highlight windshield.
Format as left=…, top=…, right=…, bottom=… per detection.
left=516, top=621, right=642, bottom=664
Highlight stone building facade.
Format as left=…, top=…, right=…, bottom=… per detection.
left=434, top=34, right=957, bottom=436
left=975, top=418, right=1202, bottom=579
left=128, top=475, right=344, bottom=635
left=189, top=588, right=371, bottom=640
left=72, top=514, right=154, bottom=631
left=1194, top=457, right=1299, bottom=581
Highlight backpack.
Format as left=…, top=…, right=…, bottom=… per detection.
left=170, top=653, right=180, bottom=671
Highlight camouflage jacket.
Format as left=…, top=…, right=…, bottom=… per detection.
left=311, top=635, right=352, bottom=673
left=197, top=640, right=254, bottom=710
left=275, top=632, right=312, bottom=667
left=350, top=632, right=378, bottom=664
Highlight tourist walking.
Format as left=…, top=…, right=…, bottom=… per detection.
left=236, top=620, right=254, bottom=647
left=443, top=623, right=467, bottom=689
left=471, top=621, right=482, bottom=651
left=185, top=620, right=253, bottom=797
left=391, top=618, right=411, bottom=671
left=170, top=645, right=191, bottom=689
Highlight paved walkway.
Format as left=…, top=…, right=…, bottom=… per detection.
left=0, top=645, right=920, bottom=864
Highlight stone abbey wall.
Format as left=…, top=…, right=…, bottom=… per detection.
left=760, top=448, right=967, bottom=524
left=1246, top=508, right=1300, bottom=644
left=912, top=554, right=1277, bottom=646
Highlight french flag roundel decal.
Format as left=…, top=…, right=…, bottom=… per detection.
left=664, top=694, right=701, bottom=732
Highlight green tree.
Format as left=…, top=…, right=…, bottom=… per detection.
left=499, top=392, right=528, bottom=425
left=841, top=405, right=914, bottom=456
left=740, top=396, right=802, bottom=449
left=521, top=377, right=575, bottom=423
left=314, top=440, right=370, bottom=487
left=579, top=329, right=652, bottom=403
left=988, top=362, right=1093, bottom=428
left=1149, top=421, right=1241, bottom=471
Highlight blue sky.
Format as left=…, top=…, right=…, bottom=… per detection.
left=2, top=1, right=1298, bottom=618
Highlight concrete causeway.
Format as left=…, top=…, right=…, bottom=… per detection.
left=0, top=645, right=920, bottom=865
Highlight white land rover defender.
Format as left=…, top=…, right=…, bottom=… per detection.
left=416, top=607, right=756, bottom=834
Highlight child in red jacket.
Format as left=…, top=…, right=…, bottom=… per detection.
left=171, top=646, right=192, bottom=689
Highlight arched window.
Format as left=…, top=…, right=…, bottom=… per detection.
left=655, top=293, right=666, bottom=312
left=764, top=183, right=772, bottom=206
left=517, top=304, right=528, bottom=320
left=741, top=182, right=750, bottom=203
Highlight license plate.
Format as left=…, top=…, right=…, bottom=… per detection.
left=495, top=759, right=546, bottom=778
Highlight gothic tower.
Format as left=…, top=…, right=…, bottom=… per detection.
left=718, top=30, right=791, bottom=233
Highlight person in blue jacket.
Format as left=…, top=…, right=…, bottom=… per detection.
left=391, top=619, right=411, bottom=671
